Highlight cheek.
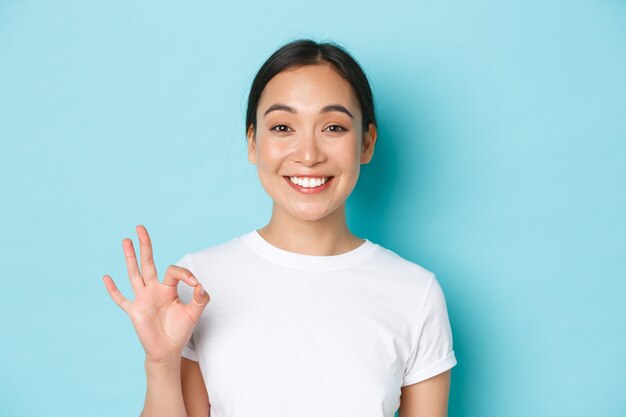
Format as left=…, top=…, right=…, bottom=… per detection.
left=256, top=138, right=290, bottom=169
left=339, top=136, right=363, bottom=171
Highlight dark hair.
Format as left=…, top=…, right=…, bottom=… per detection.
left=245, top=38, right=376, bottom=136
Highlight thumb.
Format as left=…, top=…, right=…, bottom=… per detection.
left=186, top=284, right=210, bottom=321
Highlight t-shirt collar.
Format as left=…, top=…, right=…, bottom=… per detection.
left=241, top=230, right=379, bottom=271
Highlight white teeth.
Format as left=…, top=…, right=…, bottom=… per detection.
left=289, top=176, right=330, bottom=188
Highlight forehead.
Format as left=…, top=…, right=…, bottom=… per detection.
left=257, top=63, right=360, bottom=114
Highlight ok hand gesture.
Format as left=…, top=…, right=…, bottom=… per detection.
left=103, top=225, right=210, bottom=364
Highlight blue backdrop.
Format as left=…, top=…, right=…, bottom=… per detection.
left=1, top=1, right=624, bottom=416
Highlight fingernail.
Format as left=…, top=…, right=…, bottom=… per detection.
left=188, top=276, right=198, bottom=285
left=199, top=285, right=205, bottom=296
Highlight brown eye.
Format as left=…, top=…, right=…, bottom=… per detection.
left=324, top=124, right=347, bottom=133
left=271, top=124, right=292, bottom=133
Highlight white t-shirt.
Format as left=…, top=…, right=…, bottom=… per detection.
left=176, top=230, right=457, bottom=417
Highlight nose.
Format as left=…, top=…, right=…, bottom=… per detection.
left=291, top=130, right=326, bottom=167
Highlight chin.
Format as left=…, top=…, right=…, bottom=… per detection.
left=287, top=205, right=336, bottom=222
left=291, top=211, right=330, bottom=222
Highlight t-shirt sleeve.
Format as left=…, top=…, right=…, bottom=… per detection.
left=402, top=274, right=457, bottom=386
left=175, top=254, right=199, bottom=362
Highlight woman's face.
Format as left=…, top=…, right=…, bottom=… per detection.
left=247, top=63, right=377, bottom=223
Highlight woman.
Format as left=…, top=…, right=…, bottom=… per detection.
left=103, top=39, right=457, bottom=417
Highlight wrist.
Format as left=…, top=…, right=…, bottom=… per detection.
left=144, top=355, right=180, bottom=376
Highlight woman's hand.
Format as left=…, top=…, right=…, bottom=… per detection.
left=103, top=225, right=210, bottom=364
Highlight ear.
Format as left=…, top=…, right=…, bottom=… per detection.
left=360, top=122, right=377, bottom=164
left=247, top=124, right=257, bottom=165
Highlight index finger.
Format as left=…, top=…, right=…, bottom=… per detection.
left=136, top=224, right=158, bottom=283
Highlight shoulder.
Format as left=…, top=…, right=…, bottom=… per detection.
left=366, top=242, right=436, bottom=292
left=175, top=231, right=253, bottom=271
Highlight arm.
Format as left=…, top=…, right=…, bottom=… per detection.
left=102, top=225, right=211, bottom=417
left=140, top=359, right=187, bottom=417
left=398, top=370, right=451, bottom=417
left=181, top=357, right=210, bottom=417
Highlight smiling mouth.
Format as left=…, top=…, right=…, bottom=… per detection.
left=283, top=176, right=334, bottom=189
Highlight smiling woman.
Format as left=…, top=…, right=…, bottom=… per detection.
left=248, top=62, right=376, bottom=227
left=103, top=39, right=457, bottom=417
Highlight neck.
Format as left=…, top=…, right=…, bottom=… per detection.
left=257, top=203, right=364, bottom=256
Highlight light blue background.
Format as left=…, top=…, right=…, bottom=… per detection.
left=1, top=1, right=624, bottom=416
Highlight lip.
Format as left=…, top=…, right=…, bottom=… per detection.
left=284, top=174, right=330, bottom=178
left=283, top=176, right=334, bottom=194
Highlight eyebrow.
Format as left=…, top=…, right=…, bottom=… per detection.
left=263, top=103, right=354, bottom=119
